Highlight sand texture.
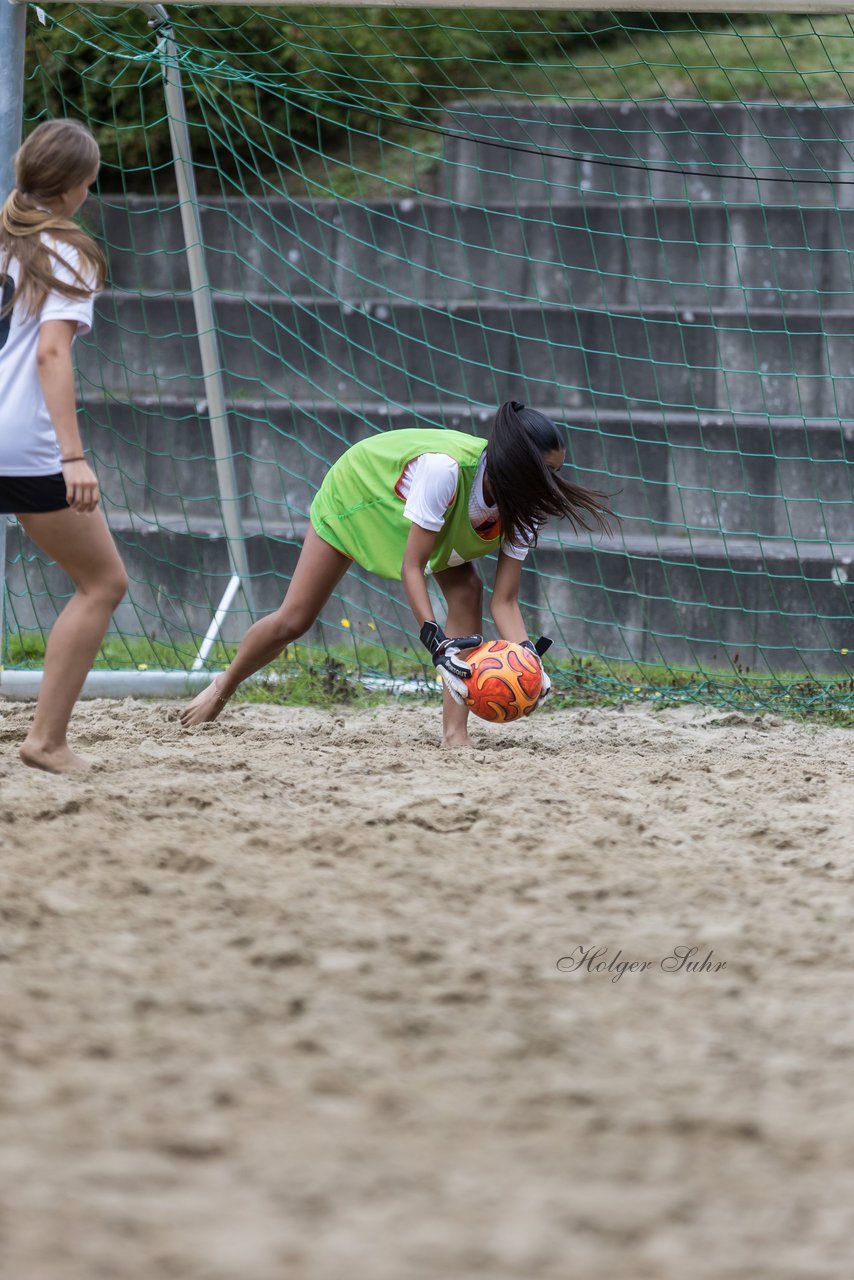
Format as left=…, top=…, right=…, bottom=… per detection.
left=0, top=697, right=853, bottom=1280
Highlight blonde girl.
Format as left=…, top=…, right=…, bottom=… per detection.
left=0, top=119, right=128, bottom=773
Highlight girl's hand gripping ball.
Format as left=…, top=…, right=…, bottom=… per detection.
left=420, top=621, right=484, bottom=704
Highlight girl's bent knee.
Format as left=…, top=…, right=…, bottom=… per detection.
left=89, top=572, right=128, bottom=609
left=107, top=571, right=130, bottom=607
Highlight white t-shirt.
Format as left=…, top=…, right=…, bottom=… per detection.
left=0, top=239, right=95, bottom=476
left=399, top=451, right=532, bottom=561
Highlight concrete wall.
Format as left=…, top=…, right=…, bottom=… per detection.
left=70, top=400, right=854, bottom=544
left=442, top=101, right=854, bottom=207
left=91, top=198, right=854, bottom=310
left=77, top=294, right=854, bottom=420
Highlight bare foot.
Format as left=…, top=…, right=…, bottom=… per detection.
left=20, top=739, right=93, bottom=774
left=180, top=677, right=230, bottom=728
left=442, top=731, right=476, bottom=749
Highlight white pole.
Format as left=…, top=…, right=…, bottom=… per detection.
left=146, top=4, right=257, bottom=626
left=191, top=571, right=241, bottom=670
left=0, top=665, right=430, bottom=699
left=0, top=667, right=216, bottom=699
left=0, top=1, right=26, bottom=673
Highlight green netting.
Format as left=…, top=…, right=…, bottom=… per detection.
left=4, top=6, right=854, bottom=712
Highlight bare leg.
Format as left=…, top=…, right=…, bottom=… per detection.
left=16, top=508, right=129, bottom=774
left=435, top=562, right=483, bottom=748
left=181, top=527, right=352, bottom=726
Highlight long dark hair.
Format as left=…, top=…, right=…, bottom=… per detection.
left=484, top=401, right=613, bottom=548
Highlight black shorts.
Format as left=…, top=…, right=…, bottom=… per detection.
left=0, top=472, right=69, bottom=514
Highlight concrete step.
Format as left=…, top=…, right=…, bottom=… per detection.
left=81, top=397, right=854, bottom=544
left=6, top=518, right=853, bottom=677
left=441, top=100, right=854, bottom=207
left=91, top=196, right=854, bottom=311
left=78, top=295, right=854, bottom=419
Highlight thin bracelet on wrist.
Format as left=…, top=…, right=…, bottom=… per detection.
left=61, top=454, right=86, bottom=463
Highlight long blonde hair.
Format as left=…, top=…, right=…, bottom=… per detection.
left=0, top=119, right=106, bottom=319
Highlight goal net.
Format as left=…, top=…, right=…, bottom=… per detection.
left=4, top=4, right=854, bottom=711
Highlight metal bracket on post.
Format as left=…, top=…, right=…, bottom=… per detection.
left=145, top=4, right=257, bottom=659
left=0, top=0, right=27, bottom=674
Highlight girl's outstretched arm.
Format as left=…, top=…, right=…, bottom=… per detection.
left=401, top=523, right=481, bottom=703
left=489, top=551, right=528, bottom=642
left=491, top=551, right=553, bottom=706
left=400, top=522, right=440, bottom=626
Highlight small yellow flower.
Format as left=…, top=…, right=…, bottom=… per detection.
left=340, top=618, right=350, bottom=629
left=368, top=622, right=377, bottom=631
left=842, top=648, right=849, bottom=655
left=137, top=663, right=148, bottom=671
left=633, top=686, right=641, bottom=693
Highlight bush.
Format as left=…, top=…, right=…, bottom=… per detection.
left=24, top=5, right=638, bottom=190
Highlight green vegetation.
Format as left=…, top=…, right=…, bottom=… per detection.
left=239, top=656, right=388, bottom=709
left=24, top=9, right=854, bottom=196
left=545, top=654, right=854, bottom=728
left=25, top=5, right=610, bottom=191
left=481, top=15, right=854, bottom=106
left=5, top=627, right=218, bottom=673
left=5, top=629, right=853, bottom=725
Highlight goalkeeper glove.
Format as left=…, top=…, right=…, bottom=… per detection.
left=522, top=636, right=553, bottom=707
left=420, top=621, right=483, bottom=705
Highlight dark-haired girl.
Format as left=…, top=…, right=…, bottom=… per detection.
left=181, top=401, right=611, bottom=745
left=1, top=119, right=128, bottom=773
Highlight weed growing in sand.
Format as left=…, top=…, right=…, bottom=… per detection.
left=238, top=657, right=388, bottom=710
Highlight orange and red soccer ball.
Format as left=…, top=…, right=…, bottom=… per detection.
left=463, top=640, right=543, bottom=722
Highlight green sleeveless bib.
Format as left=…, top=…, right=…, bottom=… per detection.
left=310, top=429, right=503, bottom=580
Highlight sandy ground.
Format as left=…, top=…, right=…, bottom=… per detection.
left=0, top=696, right=853, bottom=1280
